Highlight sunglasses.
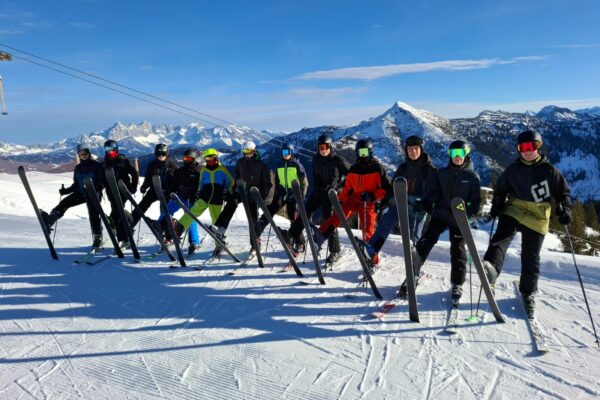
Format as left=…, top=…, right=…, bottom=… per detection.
left=448, top=148, right=467, bottom=158
left=318, top=144, right=330, bottom=151
left=242, top=148, right=255, bottom=155
left=357, top=148, right=370, bottom=157
left=281, top=149, right=292, bottom=156
left=517, top=141, right=541, bottom=153
left=183, top=155, right=196, bottom=162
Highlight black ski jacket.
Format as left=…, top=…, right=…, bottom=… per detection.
left=102, top=154, right=139, bottom=193
left=427, top=157, right=480, bottom=224
left=64, top=157, right=104, bottom=196
left=140, top=157, right=178, bottom=194
left=170, top=161, right=202, bottom=202
left=311, top=150, right=350, bottom=196
left=235, top=152, right=275, bottom=204
left=393, top=152, right=437, bottom=198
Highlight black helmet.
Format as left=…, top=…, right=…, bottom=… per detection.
left=405, top=135, right=423, bottom=147
left=517, top=130, right=542, bottom=144
left=76, top=143, right=91, bottom=155
left=183, top=148, right=198, bottom=160
left=154, top=143, right=168, bottom=157
left=448, top=139, right=470, bottom=158
left=317, top=134, right=333, bottom=146
left=104, top=139, right=118, bottom=153
left=281, top=143, right=294, bottom=157
left=355, top=138, right=373, bottom=159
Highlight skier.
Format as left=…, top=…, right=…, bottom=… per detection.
left=173, top=148, right=233, bottom=255
left=312, top=138, right=391, bottom=261
left=40, top=143, right=105, bottom=249
left=360, top=134, right=437, bottom=266
left=256, top=143, right=309, bottom=256
left=101, top=139, right=139, bottom=248
left=130, top=143, right=177, bottom=229
left=481, top=130, right=572, bottom=318
left=285, top=134, right=349, bottom=264
left=405, top=139, right=480, bottom=301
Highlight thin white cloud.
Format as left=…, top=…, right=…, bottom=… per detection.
left=293, top=56, right=548, bottom=81
left=542, top=44, right=599, bottom=49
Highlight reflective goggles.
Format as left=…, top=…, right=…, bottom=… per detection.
left=104, top=145, right=118, bottom=153
left=357, top=148, right=370, bottom=157
left=448, top=148, right=467, bottom=158
left=281, top=149, right=292, bottom=157
left=155, top=151, right=168, bottom=157
left=318, top=143, right=330, bottom=151
left=241, top=148, right=255, bottom=155
left=183, top=155, right=196, bottom=162
left=517, top=141, right=541, bottom=153
left=204, top=155, right=217, bottom=161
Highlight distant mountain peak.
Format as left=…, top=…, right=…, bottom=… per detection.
left=537, top=105, right=580, bottom=121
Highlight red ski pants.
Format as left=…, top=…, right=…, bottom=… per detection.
left=319, top=194, right=377, bottom=241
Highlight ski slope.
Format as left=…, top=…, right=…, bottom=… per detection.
left=1, top=171, right=599, bottom=399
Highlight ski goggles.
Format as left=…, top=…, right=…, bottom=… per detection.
left=104, top=144, right=118, bottom=152
left=318, top=143, right=331, bottom=151
left=183, top=155, right=196, bottom=162
left=517, top=141, right=541, bottom=153
left=281, top=149, right=292, bottom=157
left=357, top=148, right=370, bottom=157
left=155, top=151, right=168, bottom=157
left=448, top=148, right=467, bottom=158
left=204, top=154, right=217, bottom=160
left=241, top=148, right=255, bottom=155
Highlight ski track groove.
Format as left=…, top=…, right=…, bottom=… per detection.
left=357, top=334, right=374, bottom=395
left=140, top=355, right=163, bottom=397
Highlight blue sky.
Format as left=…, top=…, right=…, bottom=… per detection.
left=0, top=0, right=599, bottom=144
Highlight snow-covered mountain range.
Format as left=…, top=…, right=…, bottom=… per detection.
left=2, top=101, right=599, bottom=199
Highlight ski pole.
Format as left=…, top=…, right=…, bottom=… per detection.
left=564, top=224, right=599, bottom=347
left=467, top=254, right=477, bottom=321
left=302, top=233, right=308, bottom=264
left=476, top=217, right=496, bottom=317
left=51, top=186, right=64, bottom=244
left=263, top=223, right=272, bottom=261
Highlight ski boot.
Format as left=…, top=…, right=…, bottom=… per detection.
left=188, top=243, right=201, bottom=256
left=522, top=293, right=536, bottom=319
left=483, top=260, right=498, bottom=294
left=118, top=240, right=131, bottom=250
left=40, top=209, right=60, bottom=232
left=451, top=284, right=463, bottom=306
left=91, top=235, right=104, bottom=252
left=397, top=273, right=423, bottom=298
left=325, top=252, right=341, bottom=270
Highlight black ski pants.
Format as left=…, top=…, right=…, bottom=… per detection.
left=483, top=214, right=545, bottom=295
left=214, top=194, right=259, bottom=246
left=130, top=190, right=158, bottom=228
left=288, top=191, right=340, bottom=254
left=256, top=195, right=303, bottom=242
left=52, top=192, right=102, bottom=237
left=106, top=195, right=133, bottom=242
left=415, top=217, right=467, bottom=286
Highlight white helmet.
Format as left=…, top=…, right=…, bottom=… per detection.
left=242, top=140, right=256, bottom=152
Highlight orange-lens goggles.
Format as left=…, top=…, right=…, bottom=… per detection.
left=318, top=144, right=330, bottom=151
left=517, top=141, right=541, bottom=153
left=183, top=155, right=196, bottom=162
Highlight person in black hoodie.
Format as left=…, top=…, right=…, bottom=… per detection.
left=256, top=142, right=309, bottom=255
left=409, top=139, right=480, bottom=301
left=285, top=134, right=349, bottom=264
left=360, top=135, right=437, bottom=266
left=481, top=130, right=571, bottom=318
left=101, top=139, right=139, bottom=247
left=130, top=143, right=177, bottom=229
left=40, top=143, right=105, bottom=249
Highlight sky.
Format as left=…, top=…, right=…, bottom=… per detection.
left=0, top=0, right=599, bottom=144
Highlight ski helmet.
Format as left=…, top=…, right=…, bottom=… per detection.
left=76, top=143, right=91, bottom=155
left=281, top=143, right=294, bottom=158
left=404, top=135, right=424, bottom=155
left=355, top=138, right=373, bottom=159
left=241, top=140, right=256, bottom=155
left=104, top=140, right=119, bottom=159
left=447, top=139, right=470, bottom=158
left=317, top=134, right=333, bottom=146
left=203, top=148, right=219, bottom=158
left=517, top=130, right=542, bottom=144
left=183, top=148, right=198, bottom=163
left=154, top=143, right=168, bottom=157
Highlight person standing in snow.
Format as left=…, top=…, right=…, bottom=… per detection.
left=285, top=134, right=350, bottom=265
left=481, top=130, right=572, bottom=319
left=360, top=134, right=437, bottom=267
left=41, top=143, right=105, bottom=249
left=407, top=139, right=480, bottom=301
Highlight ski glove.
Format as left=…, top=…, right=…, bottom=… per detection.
left=140, top=186, right=148, bottom=195
left=557, top=206, right=572, bottom=225
left=58, top=186, right=69, bottom=196
left=130, top=186, right=137, bottom=195
left=360, top=192, right=375, bottom=203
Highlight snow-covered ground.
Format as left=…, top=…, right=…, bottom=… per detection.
left=1, top=171, right=599, bottom=399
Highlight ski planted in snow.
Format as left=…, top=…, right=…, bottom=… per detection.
left=17, top=166, right=59, bottom=260
left=170, top=192, right=241, bottom=263
left=152, top=175, right=186, bottom=268
left=237, top=181, right=265, bottom=268
left=514, top=280, right=550, bottom=353
left=250, top=187, right=303, bottom=277
left=328, top=189, right=382, bottom=299
left=393, top=177, right=420, bottom=322
left=370, top=272, right=431, bottom=320
left=104, top=168, right=140, bottom=260
left=291, top=180, right=324, bottom=284
left=451, top=197, right=505, bottom=323
left=83, top=177, right=124, bottom=258
left=118, top=180, right=176, bottom=262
